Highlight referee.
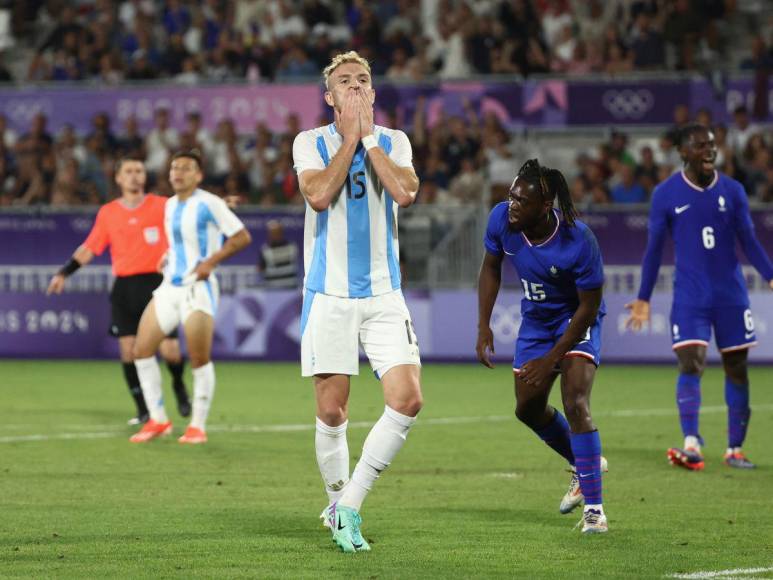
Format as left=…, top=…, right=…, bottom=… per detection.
left=47, top=157, right=190, bottom=425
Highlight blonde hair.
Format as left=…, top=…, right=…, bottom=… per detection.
left=322, top=51, right=371, bottom=89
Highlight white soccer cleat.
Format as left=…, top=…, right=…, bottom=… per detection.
left=560, top=456, right=608, bottom=514
left=579, top=508, right=608, bottom=534
left=320, top=502, right=336, bottom=529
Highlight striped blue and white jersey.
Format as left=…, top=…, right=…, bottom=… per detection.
left=163, top=188, right=245, bottom=286
left=293, top=123, right=413, bottom=298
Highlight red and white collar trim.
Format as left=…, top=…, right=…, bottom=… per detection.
left=681, top=170, right=718, bottom=192
left=521, top=209, right=560, bottom=247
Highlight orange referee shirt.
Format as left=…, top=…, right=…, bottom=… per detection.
left=83, top=194, right=168, bottom=277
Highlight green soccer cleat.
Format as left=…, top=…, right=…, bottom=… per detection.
left=332, top=505, right=371, bottom=553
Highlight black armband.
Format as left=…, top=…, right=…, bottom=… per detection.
left=58, top=258, right=82, bottom=277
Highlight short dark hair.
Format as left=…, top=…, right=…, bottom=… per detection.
left=677, top=123, right=709, bottom=148
left=171, top=149, right=203, bottom=170
left=114, top=156, right=145, bottom=173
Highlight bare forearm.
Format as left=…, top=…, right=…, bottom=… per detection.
left=206, top=229, right=251, bottom=267
left=366, top=147, right=419, bottom=208
left=302, top=139, right=358, bottom=211
left=72, top=245, right=95, bottom=266
left=478, top=262, right=502, bottom=329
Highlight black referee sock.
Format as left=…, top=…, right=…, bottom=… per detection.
left=122, top=362, right=149, bottom=416
left=166, top=359, right=187, bottom=396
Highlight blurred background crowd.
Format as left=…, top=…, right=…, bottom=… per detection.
left=0, top=0, right=770, bottom=207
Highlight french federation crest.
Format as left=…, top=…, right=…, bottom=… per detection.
left=718, top=196, right=726, bottom=212
left=549, top=265, right=559, bottom=277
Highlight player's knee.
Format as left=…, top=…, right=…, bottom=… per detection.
left=318, top=405, right=347, bottom=427
left=679, top=358, right=704, bottom=376
left=132, top=341, right=153, bottom=360
left=515, top=403, right=539, bottom=427
left=563, top=397, right=591, bottom=424
left=189, top=354, right=211, bottom=369
left=394, top=393, right=423, bottom=417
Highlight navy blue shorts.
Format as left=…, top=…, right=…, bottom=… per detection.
left=514, top=313, right=604, bottom=371
left=670, top=304, right=757, bottom=353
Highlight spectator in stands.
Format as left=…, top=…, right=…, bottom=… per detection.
left=258, top=219, right=299, bottom=288
left=144, top=108, right=179, bottom=178
left=636, top=145, right=660, bottom=195
left=449, top=158, right=486, bottom=205
left=630, top=12, right=665, bottom=69
left=610, top=162, right=647, bottom=204
left=728, top=105, right=762, bottom=154
left=0, top=114, right=18, bottom=149
left=209, top=119, right=242, bottom=186
left=117, top=116, right=145, bottom=159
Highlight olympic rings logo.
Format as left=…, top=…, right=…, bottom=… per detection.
left=602, top=89, right=654, bottom=119
left=490, top=303, right=521, bottom=343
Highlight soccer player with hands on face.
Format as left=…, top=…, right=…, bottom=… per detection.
left=477, top=160, right=609, bottom=534
left=292, top=51, right=422, bottom=553
left=626, top=124, right=773, bottom=471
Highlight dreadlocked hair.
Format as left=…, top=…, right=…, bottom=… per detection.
left=516, top=159, right=579, bottom=227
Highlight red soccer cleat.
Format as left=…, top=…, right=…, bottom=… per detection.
left=178, top=426, right=207, bottom=444
left=129, top=419, right=173, bottom=443
left=667, top=447, right=705, bottom=471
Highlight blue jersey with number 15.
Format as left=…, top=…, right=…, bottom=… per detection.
left=484, top=203, right=606, bottom=322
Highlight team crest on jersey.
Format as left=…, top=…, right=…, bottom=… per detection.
left=549, top=265, right=559, bottom=277
left=672, top=324, right=680, bottom=340
left=718, top=196, right=726, bottom=212
left=143, top=226, right=160, bottom=244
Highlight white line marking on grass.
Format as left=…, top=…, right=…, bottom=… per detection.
left=2, top=405, right=773, bottom=444
left=667, top=565, right=773, bottom=578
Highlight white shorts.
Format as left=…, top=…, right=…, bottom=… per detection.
left=300, top=289, right=421, bottom=378
left=152, top=278, right=219, bottom=335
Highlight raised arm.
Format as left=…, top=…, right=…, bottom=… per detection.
left=297, top=91, right=361, bottom=212
left=476, top=251, right=504, bottom=369
left=358, top=91, right=419, bottom=208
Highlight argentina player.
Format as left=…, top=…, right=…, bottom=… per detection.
left=292, top=51, right=422, bottom=553
left=477, top=159, right=609, bottom=534
left=130, top=150, right=251, bottom=445
left=626, top=124, right=773, bottom=471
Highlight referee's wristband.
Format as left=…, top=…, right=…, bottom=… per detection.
left=361, top=135, right=378, bottom=151
left=58, top=258, right=81, bottom=277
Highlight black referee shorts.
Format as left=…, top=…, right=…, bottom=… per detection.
left=109, top=273, right=178, bottom=338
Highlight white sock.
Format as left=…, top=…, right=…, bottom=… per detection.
left=190, top=362, right=215, bottom=431
left=338, top=406, right=417, bottom=512
left=135, top=356, right=168, bottom=423
left=585, top=503, right=604, bottom=513
left=684, top=435, right=701, bottom=451
left=315, top=418, right=349, bottom=504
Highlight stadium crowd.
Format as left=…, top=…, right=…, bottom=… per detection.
left=0, top=0, right=770, bottom=207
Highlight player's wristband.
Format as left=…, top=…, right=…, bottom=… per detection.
left=361, top=135, right=378, bottom=151
left=58, top=258, right=81, bottom=277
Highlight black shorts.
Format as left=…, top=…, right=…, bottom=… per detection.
left=109, top=273, right=178, bottom=338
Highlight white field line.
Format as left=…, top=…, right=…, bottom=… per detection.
left=2, top=404, right=773, bottom=445
left=667, top=565, right=773, bottom=579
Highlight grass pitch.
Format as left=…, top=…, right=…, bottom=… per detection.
left=1, top=361, right=772, bottom=579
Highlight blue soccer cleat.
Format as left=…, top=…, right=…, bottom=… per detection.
left=724, top=450, right=755, bottom=469
left=332, top=505, right=371, bottom=553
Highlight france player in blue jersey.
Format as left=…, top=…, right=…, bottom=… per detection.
left=477, top=159, right=608, bottom=534
left=627, top=124, right=773, bottom=471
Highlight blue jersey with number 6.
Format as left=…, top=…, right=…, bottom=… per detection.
left=484, top=203, right=606, bottom=321
left=637, top=171, right=773, bottom=308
